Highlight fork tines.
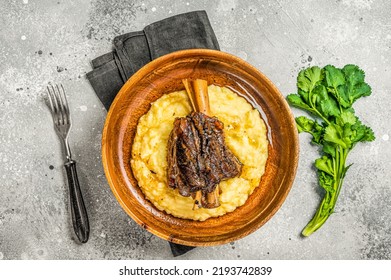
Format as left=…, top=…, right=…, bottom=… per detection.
left=47, top=84, right=70, bottom=126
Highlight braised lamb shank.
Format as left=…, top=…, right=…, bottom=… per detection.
left=167, top=79, right=242, bottom=209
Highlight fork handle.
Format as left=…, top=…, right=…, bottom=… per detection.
left=64, top=160, right=90, bottom=243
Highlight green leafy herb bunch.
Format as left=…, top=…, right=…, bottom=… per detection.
left=287, top=64, right=375, bottom=236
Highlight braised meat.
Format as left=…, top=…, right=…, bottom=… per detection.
left=167, top=111, right=243, bottom=208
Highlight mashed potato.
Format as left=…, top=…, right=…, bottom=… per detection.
left=131, top=85, right=268, bottom=221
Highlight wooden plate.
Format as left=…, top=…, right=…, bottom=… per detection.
left=102, top=49, right=299, bottom=246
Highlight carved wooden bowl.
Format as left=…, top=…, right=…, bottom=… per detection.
left=101, top=49, right=299, bottom=246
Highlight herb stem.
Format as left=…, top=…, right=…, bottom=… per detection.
left=302, top=147, right=349, bottom=236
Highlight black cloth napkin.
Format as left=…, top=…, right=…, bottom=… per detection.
left=87, top=10, right=219, bottom=110
left=86, top=10, right=220, bottom=257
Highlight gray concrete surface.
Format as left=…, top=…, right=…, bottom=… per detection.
left=0, top=0, right=390, bottom=260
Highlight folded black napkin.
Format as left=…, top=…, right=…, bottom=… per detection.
left=87, top=10, right=220, bottom=257
left=87, top=10, right=219, bottom=110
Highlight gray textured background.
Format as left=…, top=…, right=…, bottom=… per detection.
left=0, top=0, right=390, bottom=260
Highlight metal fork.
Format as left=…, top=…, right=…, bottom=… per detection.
left=47, top=84, right=89, bottom=243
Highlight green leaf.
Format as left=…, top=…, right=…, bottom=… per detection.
left=324, top=123, right=349, bottom=149
left=308, top=84, right=340, bottom=119
left=295, top=116, right=314, bottom=133
left=338, top=111, right=357, bottom=126
left=322, top=141, right=336, bottom=158
left=324, top=65, right=351, bottom=108
left=319, top=171, right=335, bottom=193
left=342, top=64, right=365, bottom=83
left=325, top=113, right=376, bottom=146
left=298, top=89, right=310, bottom=104
left=324, top=65, right=345, bottom=88
left=342, top=123, right=354, bottom=140
left=342, top=64, right=372, bottom=106
left=309, top=84, right=340, bottom=118
left=315, top=155, right=334, bottom=176
left=362, top=126, right=375, bottom=142
left=350, top=119, right=376, bottom=143
left=333, top=85, right=351, bottom=108
left=295, top=116, right=324, bottom=144
left=287, top=94, right=314, bottom=113
left=297, top=66, right=324, bottom=93
left=311, top=122, right=324, bottom=144
left=320, top=98, right=340, bottom=118
left=353, top=82, right=372, bottom=100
